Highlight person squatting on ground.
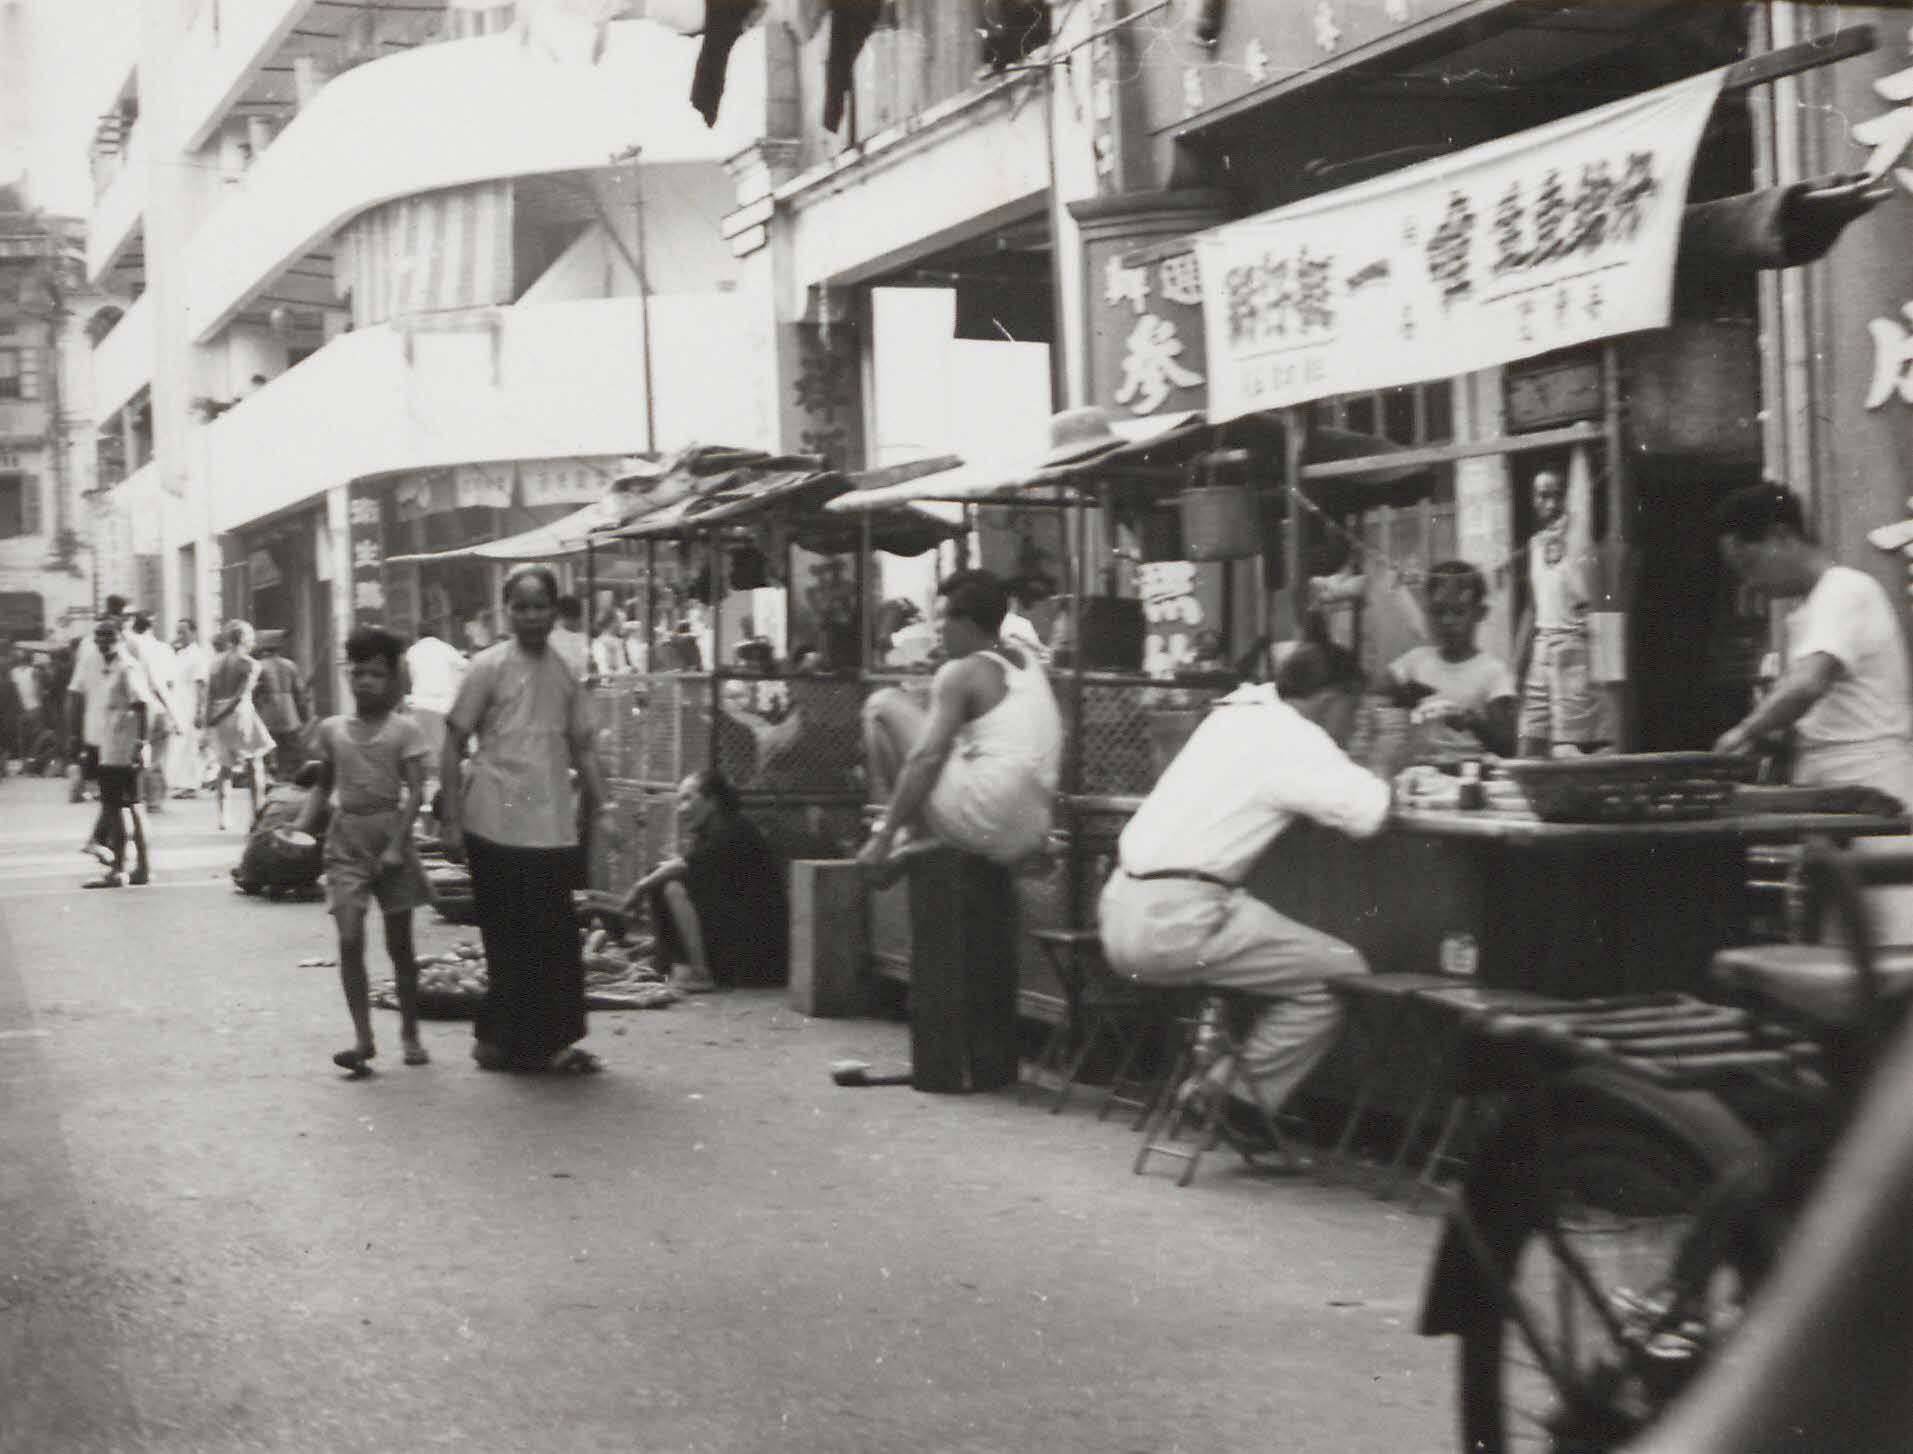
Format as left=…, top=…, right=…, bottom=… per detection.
left=81, top=618, right=154, bottom=890
left=1098, top=640, right=1389, bottom=1139
left=857, top=569, right=1062, bottom=882
left=620, top=770, right=787, bottom=994
left=203, top=621, right=276, bottom=830
left=440, top=564, right=613, bottom=1076
left=298, top=627, right=433, bottom=1077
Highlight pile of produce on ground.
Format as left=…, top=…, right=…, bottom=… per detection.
left=369, top=931, right=677, bottom=1018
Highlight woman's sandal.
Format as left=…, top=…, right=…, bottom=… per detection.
left=471, top=1042, right=511, bottom=1072
left=82, top=874, right=124, bottom=889
left=545, top=1047, right=603, bottom=1075
left=332, top=1047, right=375, bottom=1078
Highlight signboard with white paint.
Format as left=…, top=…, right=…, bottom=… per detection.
left=1197, top=67, right=1723, bottom=420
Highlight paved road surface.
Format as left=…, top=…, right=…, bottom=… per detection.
left=0, top=778, right=1451, bottom=1454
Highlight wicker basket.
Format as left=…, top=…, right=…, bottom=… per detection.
left=1502, top=752, right=1756, bottom=824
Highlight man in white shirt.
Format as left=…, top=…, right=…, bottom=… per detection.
left=125, top=612, right=180, bottom=810
left=68, top=594, right=130, bottom=805
left=1000, top=580, right=1052, bottom=669
left=1517, top=449, right=1610, bottom=756
left=169, top=618, right=210, bottom=796
left=549, top=594, right=591, bottom=679
left=404, top=623, right=468, bottom=757
left=1713, top=482, right=1913, bottom=942
left=1099, top=640, right=1389, bottom=1132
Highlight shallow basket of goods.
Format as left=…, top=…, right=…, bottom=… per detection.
left=1502, top=752, right=1758, bottom=824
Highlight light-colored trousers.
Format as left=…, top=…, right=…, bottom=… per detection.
left=1797, top=737, right=1913, bottom=947
left=1098, top=870, right=1368, bottom=1115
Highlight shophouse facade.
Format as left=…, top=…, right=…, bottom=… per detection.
left=84, top=0, right=765, bottom=711
left=0, top=189, right=113, bottom=642
left=730, top=0, right=1913, bottom=748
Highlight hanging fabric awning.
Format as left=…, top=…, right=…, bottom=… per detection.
left=596, top=454, right=966, bottom=558
left=384, top=496, right=623, bottom=563
left=825, top=413, right=1199, bottom=512
left=826, top=410, right=1422, bottom=512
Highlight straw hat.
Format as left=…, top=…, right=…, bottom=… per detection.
left=1040, top=407, right=1124, bottom=468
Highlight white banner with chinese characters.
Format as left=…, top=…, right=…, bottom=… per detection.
left=1197, top=66, right=1726, bottom=421
left=519, top=456, right=619, bottom=508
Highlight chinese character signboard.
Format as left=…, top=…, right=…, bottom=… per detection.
left=519, top=457, right=615, bottom=508
left=347, top=480, right=388, bottom=627
left=1197, top=66, right=1723, bottom=420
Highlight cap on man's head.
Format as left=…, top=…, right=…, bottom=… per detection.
left=104, top=594, right=129, bottom=616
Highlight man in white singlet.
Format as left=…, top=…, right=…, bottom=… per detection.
left=858, top=569, right=1062, bottom=879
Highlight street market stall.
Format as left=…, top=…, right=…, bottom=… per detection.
left=576, top=449, right=965, bottom=918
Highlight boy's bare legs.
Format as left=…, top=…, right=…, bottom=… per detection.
left=384, top=910, right=429, bottom=1064
left=333, top=905, right=376, bottom=1076
left=214, top=770, right=231, bottom=831
left=245, top=757, right=263, bottom=824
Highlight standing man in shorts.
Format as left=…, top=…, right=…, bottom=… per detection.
left=82, top=618, right=153, bottom=889
left=1517, top=452, right=1610, bottom=757
left=298, top=627, right=433, bottom=1076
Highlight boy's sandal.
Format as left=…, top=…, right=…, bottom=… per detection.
left=402, top=1041, right=431, bottom=1066
left=545, top=1047, right=603, bottom=1076
left=82, top=874, right=123, bottom=889
left=332, top=1047, right=375, bottom=1077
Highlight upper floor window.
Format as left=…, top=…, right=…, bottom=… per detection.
left=0, top=474, right=41, bottom=538
left=0, top=349, right=22, bottom=401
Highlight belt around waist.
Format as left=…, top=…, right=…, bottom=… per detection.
left=1122, top=867, right=1237, bottom=890
left=335, top=803, right=403, bottom=818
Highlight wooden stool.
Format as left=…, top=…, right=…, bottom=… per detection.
left=1133, top=991, right=1306, bottom=1187
left=1023, top=930, right=1178, bottom=1122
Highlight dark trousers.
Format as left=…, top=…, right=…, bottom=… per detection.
left=465, top=831, right=587, bottom=1066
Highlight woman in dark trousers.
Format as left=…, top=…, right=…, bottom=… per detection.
left=440, top=565, right=616, bottom=1074
left=621, top=770, right=786, bottom=993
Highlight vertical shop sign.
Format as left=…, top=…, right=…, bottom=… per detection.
left=347, top=481, right=387, bottom=627
left=1825, top=16, right=1913, bottom=605
left=1138, top=561, right=1205, bottom=675
left=786, top=325, right=865, bottom=469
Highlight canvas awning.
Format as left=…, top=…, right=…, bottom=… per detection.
left=826, top=410, right=1421, bottom=512
left=383, top=497, right=622, bottom=564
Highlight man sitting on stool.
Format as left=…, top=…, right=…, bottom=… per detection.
left=1099, top=640, right=1389, bottom=1140
left=858, top=569, right=1062, bottom=882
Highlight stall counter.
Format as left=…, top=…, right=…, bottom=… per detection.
left=1067, top=796, right=1906, bottom=1000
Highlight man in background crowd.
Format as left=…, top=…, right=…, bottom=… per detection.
left=169, top=618, right=210, bottom=797
left=69, top=594, right=130, bottom=808
left=404, top=622, right=467, bottom=760
left=252, top=630, right=311, bottom=781
left=550, top=594, right=591, bottom=678
left=125, top=613, right=181, bottom=810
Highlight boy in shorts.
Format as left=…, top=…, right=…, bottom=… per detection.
left=299, top=627, right=433, bottom=1076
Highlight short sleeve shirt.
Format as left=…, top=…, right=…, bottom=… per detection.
left=1388, top=645, right=1517, bottom=760
left=316, top=713, right=431, bottom=815
left=97, top=655, right=152, bottom=767
left=1788, top=566, right=1913, bottom=746
left=448, top=640, right=593, bottom=849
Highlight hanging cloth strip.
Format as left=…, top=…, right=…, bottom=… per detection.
left=823, top=0, right=885, bottom=134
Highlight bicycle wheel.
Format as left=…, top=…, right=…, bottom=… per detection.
left=1458, top=1122, right=1742, bottom=1454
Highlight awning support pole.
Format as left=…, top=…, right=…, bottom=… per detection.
left=1284, top=407, right=1311, bottom=632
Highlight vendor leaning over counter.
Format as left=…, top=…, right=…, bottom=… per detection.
left=1384, top=561, right=1518, bottom=761
left=1712, top=482, right=1913, bottom=943
left=1099, top=641, right=1388, bottom=1144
